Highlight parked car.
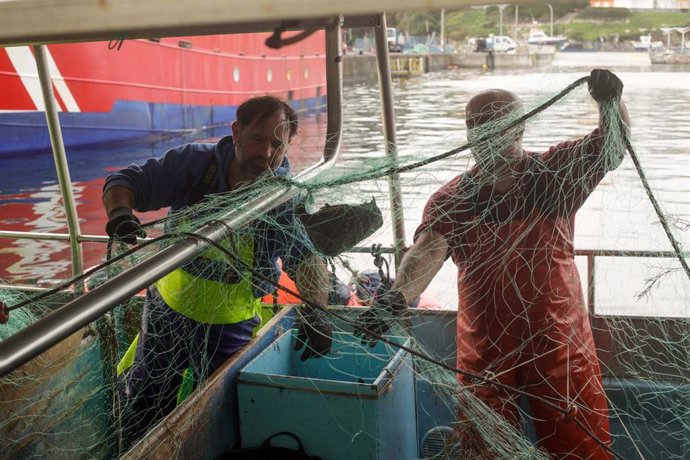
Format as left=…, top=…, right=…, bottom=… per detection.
left=486, top=35, right=518, bottom=53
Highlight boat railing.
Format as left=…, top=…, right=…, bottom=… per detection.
left=0, top=14, right=412, bottom=380
left=0, top=18, right=349, bottom=378
left=0, top=7, right=684, bottom=382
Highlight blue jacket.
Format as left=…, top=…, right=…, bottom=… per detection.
left=103, top=135, right=312, bottom=298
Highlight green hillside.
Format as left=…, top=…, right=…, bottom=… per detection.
left=390, top=4, right=690, bottom=44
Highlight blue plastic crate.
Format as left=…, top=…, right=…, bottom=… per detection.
left=237, top=330, right=417, bottom=459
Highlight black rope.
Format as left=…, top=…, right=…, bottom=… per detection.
left=370, top=243, right=391, bottom=288
left=285, top=76, right=592, bottom=192
left=108, top=38, right=125, bottom=51
left=621, top=118, right=690, bottom=280
left=265, top=25, right=321, bottom=50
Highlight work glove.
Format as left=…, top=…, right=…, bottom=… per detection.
left=0, top=300, right=9, bottom=324
left=354, top=289, right=408, bottom=347
left=293, top=307, right=333, bottom=361
left=588, top=69, right=623, bottom=104
left=105, top=207, right=146, bottom=245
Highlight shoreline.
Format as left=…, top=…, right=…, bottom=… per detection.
left=551, top=51, right=652, bottom=67
left=343, top=51, right=662, bottom=83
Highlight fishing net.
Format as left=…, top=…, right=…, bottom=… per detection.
left=1, top=73, right=689, bottom=460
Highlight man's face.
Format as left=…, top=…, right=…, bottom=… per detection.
left=231, top=110, right=291, bottom=181
left=467, top=123, right=519, bottom=170
left=465, top=94, right=524, bottom=172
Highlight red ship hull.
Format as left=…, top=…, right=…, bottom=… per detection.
left=0, top=32, right=326, bottom=155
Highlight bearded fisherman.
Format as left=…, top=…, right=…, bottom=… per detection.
left=103, top=96, right=332, bottom=440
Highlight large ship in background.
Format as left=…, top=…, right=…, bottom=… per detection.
left=0, top=32, right=327, bottom=155
left=0, top=31, right=327, bottom=286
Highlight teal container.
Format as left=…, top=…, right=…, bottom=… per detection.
left=237, top=330, right=417, bottom=459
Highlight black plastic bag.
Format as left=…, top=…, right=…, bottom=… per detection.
left=297, top=197, right=383, bottom=257
left=217, top=432, right=322, bottom=460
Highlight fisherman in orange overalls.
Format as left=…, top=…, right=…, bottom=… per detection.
left=357, top=69, right=629, bottom=459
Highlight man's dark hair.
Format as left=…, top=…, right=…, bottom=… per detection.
left=236, top=95, right=298, bottom=139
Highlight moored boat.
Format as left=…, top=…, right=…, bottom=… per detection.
left=527, top=29, right=567, bottom=46
left=649, top=46, right=690, bottom=64
left=0, top=33, right=326, bottom=155
left=632, top=34, right=663, bottom=51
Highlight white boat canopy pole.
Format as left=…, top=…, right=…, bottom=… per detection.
left=33, top=45, right=85, bottom=289
left=374, top=14, right=406, bottom=268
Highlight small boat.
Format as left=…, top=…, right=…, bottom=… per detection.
left=0, top=34, right=326, bottom=156
left=527, top=29, right=567, bottom=46
left=632, top=35, right=663, bottom=51
left=649, top=46, right=690, bottom=64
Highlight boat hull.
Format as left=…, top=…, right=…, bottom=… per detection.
left=0, top=34, right=327, bottom=155
left=4, top=304, right=690, bottom=459
left=650, top=47, right=690, bottom=64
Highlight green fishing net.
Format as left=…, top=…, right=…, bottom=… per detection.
left=1, top=74, right=689, bottom=460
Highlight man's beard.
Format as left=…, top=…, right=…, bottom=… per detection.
left=236, top=142, right=269, bottom=179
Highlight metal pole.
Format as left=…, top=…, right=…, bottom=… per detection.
left=440, top=8, right=445, bottom=50
left=547, top=4, right=553, bottom=37
left=33, top=45, right=84, bottom=290
left=374, top=13, right=405, bottom=269
left=514, top=4, right=519, bottom=41
left=497, top=4, right=508, bottom=37
left=0, top=230, right=108, bottom=243
left=0, top=175, right=317, bottom=378
left=322, top=17, right=343, bottom=164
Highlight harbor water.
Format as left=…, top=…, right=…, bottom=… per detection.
left=1, top=57, right=688, bottom=316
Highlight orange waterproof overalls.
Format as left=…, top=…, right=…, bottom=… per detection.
left=418, top=131, right=620, bottom=459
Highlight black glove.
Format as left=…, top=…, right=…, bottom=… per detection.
left=293, top=307, right=333, bottom=361
left=0, top=300, right=9, bottom=324
left=588, top=69, right=623, bottom=104
left=105, top=207, right=146, bottom=245
left=354, top=289, right=408, bottom=347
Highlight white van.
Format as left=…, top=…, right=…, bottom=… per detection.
left=486, top=35, right=518, bottom=53
left=386, top=27, right=405, bottom=53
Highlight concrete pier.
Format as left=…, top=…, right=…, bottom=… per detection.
left=452, top=51, right=554, bottom=69
left=343, top=51, right=553, bottom=83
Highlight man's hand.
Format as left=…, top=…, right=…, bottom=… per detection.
left=293, top=307, right=333, bottom=361
left=105, top=207, right=146, bottom=245
left=354, top=289, right=408, bottom=347
left=588, top=69, right=623, bottom=104
left=0, top=300, right=9, bottom=324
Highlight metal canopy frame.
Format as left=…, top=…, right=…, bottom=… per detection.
left=0, top=12, right=409, bottom=379
left=0, top=17, right=348, bottom=377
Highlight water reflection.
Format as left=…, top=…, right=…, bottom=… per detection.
left=1, top=66, right=689, bottom=315
left=340, top=67, right=690, bottom=314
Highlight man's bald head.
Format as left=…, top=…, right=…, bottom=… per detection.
left=465, top=89, right=526, bottom=173
left=465, top=89, right=523, bottom=129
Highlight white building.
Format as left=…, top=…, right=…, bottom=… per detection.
left=590, top=0, right=690, bottom=9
